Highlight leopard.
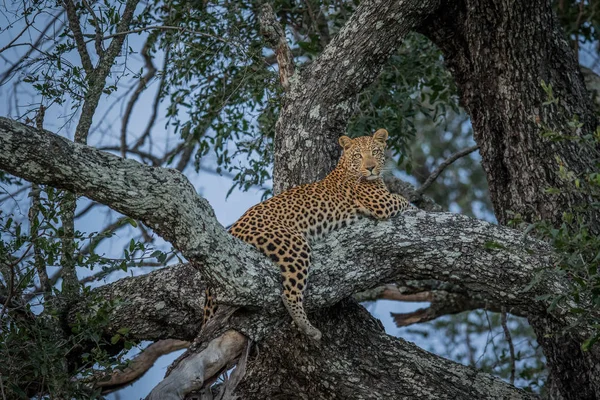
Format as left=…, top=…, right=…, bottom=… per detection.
left=204, top=129, right=412, bottom=340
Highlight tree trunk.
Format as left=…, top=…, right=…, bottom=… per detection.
left=273, top=0, right=440, bottom=193
left=418, top=0, right=600, bottom=398
left=419, top=0, right=597, bottom=229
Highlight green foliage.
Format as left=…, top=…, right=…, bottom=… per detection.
left=554, top=0, right=600, bottom=47
left=0, top=188, right=169, bottom=398
left=513, top=119, right=600, bottom=350
left=348, top=33, right=460, bottom=160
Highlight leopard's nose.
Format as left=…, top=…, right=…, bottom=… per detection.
left=366, top=165, right=375, bottom=172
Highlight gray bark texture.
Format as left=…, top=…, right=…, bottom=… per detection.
left=418, top=0, right=598, bottom=230
left=417, top=1, right=600, bottom=398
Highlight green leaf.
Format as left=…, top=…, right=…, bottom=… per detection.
left=117, top=327, right=130, bottom=335
left=582, top=335, right=599, bottom=352
left=110, top=334, right=121, bottom=344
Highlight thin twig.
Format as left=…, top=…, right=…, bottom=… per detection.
left=121, top=38, right=157, bottom=158
left=63, top=0, right=94, bottom=75
left=415, top=145, right=479, bottom=196
left=92, top=25, right=230, bottom=44
left=133, top=48, right=170, bottom=150
left=0, top=13, right=65, bottom=85
left=0, top=12, right=38, bottom=54
left=82, top=0, right=104, bottom=56
left=501, top=309, right=516, bottom=385
left=259, top=4, right=295, bottom=90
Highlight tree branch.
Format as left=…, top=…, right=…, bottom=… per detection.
left=259, top=4, right=295, bottom=91
left=95, top=339, right=190, bottom=393
left=63, top=0, right=94, bottom=75
left=1, top=117, right=575, bottom=332
left=0, top=117, right=278, bottom=307
left=166, top=300, right=536, bottom=399
left=415, top=144, right=480, bottom=196
left=121, top=38, right=157, bottom=158
left=146, top=330, right=246, bottom=400
left=70, top=263, right=205, bottom=341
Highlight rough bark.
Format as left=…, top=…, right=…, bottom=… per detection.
left=236, top=299, right=535, bottom=400
left=273, top=0, right=440, bottom=193
left=70, top=263, right=206, bottom=341
left=418, top=0, right=597, bottom=229
left=417, top=1, right=600, bottom=398
left=0, top=117, right=279, bottom=308
left=2, top=118, right=569, bottom=322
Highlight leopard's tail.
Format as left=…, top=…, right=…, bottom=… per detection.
left=281, top=293, right=322, bottom=340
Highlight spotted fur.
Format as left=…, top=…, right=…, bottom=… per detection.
left=204, top=129, right=411, bottom=340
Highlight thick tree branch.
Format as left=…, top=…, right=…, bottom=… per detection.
left=169, top=300, right=536, bottom=399
left=0, top=118, right=278, bottom=306
left=70, top=263, right=205, bottom=341
left=1, top=117, right=574, bottom=330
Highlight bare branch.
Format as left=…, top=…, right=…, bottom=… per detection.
left=415, top=144, right=480, bottom=196
left=63, top=0, right=94, bottom=75
left=146, top=331, right=246, bottom=400
left=121, top=38, right=157, bottom=158
left=501, top=310, right=516, bottom=385
left=95, top=25, right=231, bottom=45
left=133, top=48, right=170, bottom=150
left=95, top=339, right=190, bottom=393
left=81, top=0, right=104, bottom=56
left=259, top=4, right=295, bottom=91
left=383, top=175, right=443, bottom=212
left=0, top=12, right=65, bottom=86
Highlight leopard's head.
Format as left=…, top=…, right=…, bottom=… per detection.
left=338, top=129, right=388, bottom=180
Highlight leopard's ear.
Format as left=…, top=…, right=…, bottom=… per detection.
left=338, top=135, right=353, bottom=150
left=373, top=129, right=388, bottom=144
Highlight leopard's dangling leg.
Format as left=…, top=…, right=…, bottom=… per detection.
left=255, top=228, right=322, bottom=340
left=203, top=287, right=217, bottom=325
